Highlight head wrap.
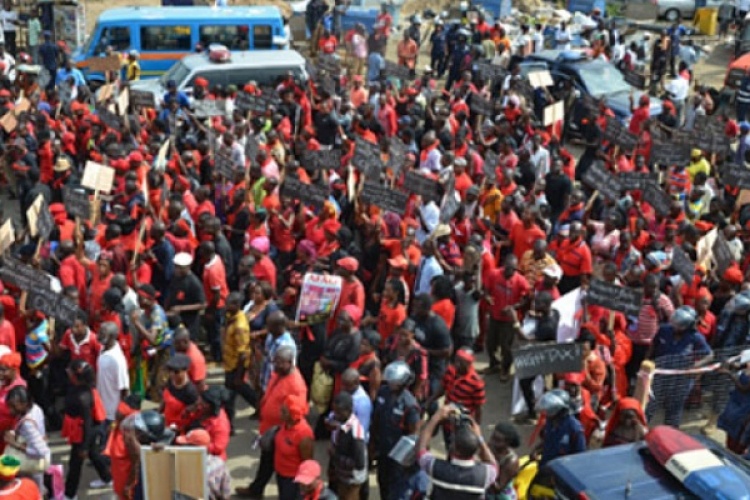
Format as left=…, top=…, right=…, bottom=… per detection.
left=604, top=397, right=647, bottom=444
left=284, top=394, right=309, bottom=421
left=0, top=352, right=21, bottom=369
left=342, top=304, right=363, bottom=328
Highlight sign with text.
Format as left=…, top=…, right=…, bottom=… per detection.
left=27, top=195, right=53, bottom=240
left=302, top=149, right=342, bottom=170
left=234, top=91, right=281, bottom=115
left=129, top=89, right=156, bottom=109
left=0, top=257, right=51, bottom=292
left=360, top=182, right=408, bottom=215
left=384, top=60, right=413, bottom=80
left=603, top=117, right=638, bottom=151
left=712, top=234, right=734, bottom=275
left=643, top=180, right=671, bottom=217
left=295, top=273, right=343, bottom=324
left=63, top=186, right=91, bottom=220
left=193, top=99, right=227, bottom=118
left=586, top=279, right=643, bottom=316
left=513, top=342, right=584, bottom=378
left=671, top=246, right=695, bottom=284
left=352, top=137, right=382, bottom=175
left=280, top=176, right=329, bottom=208
left=582, top=162, right=622, bottom=201
left=475, top=62, right=507, bottom=82
left=85, top=54, right=121, bottom=72
left=543, top=101, right=564, bottom=127
left=403, top=171, right=440, bottom=202
left=469, top=95, right=493, bottom=116
left=81, top=161, right=115, bottom=192
left=722, top=164, right=750, bottom=190
left=650, top=139, right=691, bottom=166
left=27, top=288, right=85, bottom=326
left=528, top=70, right=553, bottom=88
left=619, top=171, right=657, bottom=191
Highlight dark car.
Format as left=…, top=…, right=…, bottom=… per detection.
left=548, top=434, right=750, bottom=499
left=525, top=50, right=662, bottom=135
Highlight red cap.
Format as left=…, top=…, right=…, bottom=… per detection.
left=175, top=429, right=211, bottom=447
left=294, top=460, right=321, bottom=485
left=128, top=151, right=144, bottom=163
left=337, top=257, right=359, bottom=272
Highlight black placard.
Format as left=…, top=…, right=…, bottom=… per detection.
left=619, top=171, right=657, bottom=191
left=440, top=191, right=460, bottom=223
left=603, top=117, right=638, bottom=151
left=280, top=176, right=329, bottom=208
left=671, top=245, right=695, bottom=284
left=483, top=150, right=498, bottom=183
left=670, top=129, right=693, bottom=147
left=388, top=140, right=408, bottom=177
left=622, top=69, right=647, bottom=90
left=643, top=180, right=672, bottom=217
left=384, top=60, right=413, bottom=80
left=582, top=162, right=622, bottom=201
left=214, top=149, right=235, bottom=179
left=27, top=288, right=85, bottom=326
left=129, top=89, right=156, bottom=109
left=316, top=54, right=341, bottom=75
left=234, top=92, right=281, bottom=115
left=35, top=200, right=53, bottom=241
left=469, top=94, right=493, bottom=116
left=693, top=116, right=731, bottom=155
left=360, top=182, right=408, bottom=215
left=513, top=343, right=584, bottom=378
left=245, top=135, right=260, bottom=162
left=650, top=139, right=691, bottom=166
left=581, top=94, right=598, bottom=117
left=723, top=163, right=750, bottom=189
left=352, top=137, right=382, bottom=175
left=302, top=149, right=342, bottom=170
left=586, top=279, right=644, bottom=316
left=0, top=256, right=51, bottom=291
left=475, top=62, right=507, bottom=83
left=403, top=171, right=440, bottom=201
left=713, top=234, right=734, bottom=276
left=96, top=106, right=121, bottom=130
left=63, top=185, right=91, bottom=220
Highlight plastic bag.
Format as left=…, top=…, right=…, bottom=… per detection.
left=45, top=464, right=65, bottom=500
left=310, top=361, right=333, bottom=414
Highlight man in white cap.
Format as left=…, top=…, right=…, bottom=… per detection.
left=163, top=252, right=206, bottom=340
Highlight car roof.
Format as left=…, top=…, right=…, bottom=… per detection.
left=182, top=50, right=306, bottom=71
left=98, top=6, right=281, bottom=23
left=526, top=50, right=604, bottom=70
left=549, top=436, right=749, bottom=499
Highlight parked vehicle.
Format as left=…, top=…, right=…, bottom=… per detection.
left=129, top=49, right=308, bottom=103
left=73, top=6, right=287, bottom=79
left=656, top=0, right=724, bottom=22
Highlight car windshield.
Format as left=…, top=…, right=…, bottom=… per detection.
left=577, top=63, right=632, bottom=97
left=160, top=61, right=191, bottom=87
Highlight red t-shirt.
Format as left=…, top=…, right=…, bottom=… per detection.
left=253, top=256, right=277, bottom=291
left=274, top=420, right=314, bottom=478
left=432, top=298, right=456, bottom=330
left=377, top=302, right=407, bottom=345
left=0, top=320, right=15, bottom=352
left=484, top=269, right=530, bottom=321
left=510, top=222, right=546, bottom=260
left=185, top=341, right=207, bottom=386
left=202, top=256, right=229, bottom=310
left=60, top=329, right=101, bottom=368
left=557, top=238, right=593, bottom=277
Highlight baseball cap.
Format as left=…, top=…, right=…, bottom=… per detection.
left=294, top=460, right=321, bottom=485
left=175, top=429, right=210, bottom=447
left=174, top=252, right=193, bottom=267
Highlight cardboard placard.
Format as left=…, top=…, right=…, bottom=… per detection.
left=295, top=272, right=343, bottom=324
left=130, top=89, right=156, bottom=109
left=63, top=185, right=91, bottom=220
left=513, top=342, right=584, bottom=378
left=97, top=83, right=115, bottom=103
left=403, top=171, right=440, bottom=202
left=469, top=94, right=493, bottom=116
left=384, top=60, right=413, bottom=80
left=85, top=54, right=122, bottom=73
left=96, top=105, right=121, bottom=130
left=155, top=140, right=170, bottom=172
left=193, top=99, right=227, bottom=118
left=81, top=161, right=115, bottom=192
left=280, top=176, right=329, bottom=208
left=359, top=182, right=408, bottom=215
left=302, top=149, right=342, bottom=170
left=528, top=70, right=553, bottom=88
left=245, top=135, right=261, bottom=162
left=117, top=88, right=129, bottom=116
left=352, top=137, right=382, bottom=174
left=26, top=288, right=85, bottom=326
left=712, top=234, right=734, bottom=275
left=586, top=278, right=644, bottom=316
left=622, top=69, right=647, bottom=90
left=619, top=171, right=657, bottom=191
left=582, top=162, right=622, bottom=201
left=603, top=116, right=638, bottom=151
left=141, top=446, right=207, bottom=500
left=543, top=100, right=564, bottom=127
left=723, top=163, right=750, bottom=190
left=15, top=98, right=30, bottom=114
left=234, top=91, right=281, bottom=115
left=316, top=54, right=341, bottom=75
left=650, top=139, right=691, bottom=167
left=0, top=111, right=16, bottom=133
left=0, top=219, right=13, bottom=254
left=643, top=180, right=671, bottom=217
left=671, top=245, right=695, bottom=284
left=0, top=256, right=51, bottom=291
left=27, top=194, right=53, bottom=240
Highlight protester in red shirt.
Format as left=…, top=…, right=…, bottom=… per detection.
left=58, top=316, right=101, bottom=369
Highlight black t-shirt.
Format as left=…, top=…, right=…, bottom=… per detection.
left=545, top=172, right=573, bottom=214
left=414, top=313, right=452, bottom=379
left=314, top=112, right=338, bottom=146
left=164, top=273, right=206, bottom=334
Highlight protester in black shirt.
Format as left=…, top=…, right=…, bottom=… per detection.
left=545, top=158, right=573, bottom=225
left=164, top=252, right=207, bottom=340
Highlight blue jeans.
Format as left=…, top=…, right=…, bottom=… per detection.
left=738, top=101, right=750, bottom=122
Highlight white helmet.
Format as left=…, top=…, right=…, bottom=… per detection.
left=537, top=389, right=571, bottom=418
left=383, top=361, right=413, bottom=386
left=670, top=306, right=697, bottom=331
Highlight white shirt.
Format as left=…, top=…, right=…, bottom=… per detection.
left=415, top=255, right=443, bottom=295
left=0, top=9, right=16, bottom=33
left=530, top=146, right=550, bottom=179
left=97, top=343, right=130, bottom=421
left=665, top=76, right=689, bottom=101
left=555, top=27, right=571, bottom=50
left=533, top=31, right=544, bottom=53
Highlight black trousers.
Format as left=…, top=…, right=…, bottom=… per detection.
left=3, top=31, right=15, bottom=56
left=520, top=376, right=538, bottom=416
left=224, top=369, right=257, bottom=424
left=277, top=475, right=299, bottom=500
left=65, top=435, right=112, bottom=497
left=248, top=448, right=274, bottom=496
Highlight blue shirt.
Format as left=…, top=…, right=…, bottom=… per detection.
left=261, top=332, right=297, bottom=390
left=38, top=41, right=58, bottom=70
left=367, top=52, right=383, bottom=83
left=652, top=325, right=711, bottom=368
left=540, top=414, right=586, bottom=465
left=55, top=67, right=85, bottom=87
left=163, top=90, right=190, bottom=108
left=351, top=386, right=372, bottom=441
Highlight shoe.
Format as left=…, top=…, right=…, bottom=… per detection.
left=481, top=366, right=500, bottom=375
left=89, top=479, right=113, bottom=489
left=234, top=486, right=262, bottom=499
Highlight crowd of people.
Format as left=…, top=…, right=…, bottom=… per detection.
left=0, top=1, right=748, bottom=499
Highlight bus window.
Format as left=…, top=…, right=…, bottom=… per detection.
left=199, top=25, right=250, bottom=51
left=140, top=26, right=193, bottom=52
left=93, top=26, right=131, bottom=55
left=253, top=25, right=273, bottom=49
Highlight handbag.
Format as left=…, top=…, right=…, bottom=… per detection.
left=310, top=361, right=334, bottom=414
left=259, top=425, right=279, bottom=453
left=7, top=417, right=50, bottom=474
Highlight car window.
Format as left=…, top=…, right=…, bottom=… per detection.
left=185, top=70, right=228, bottom=89
left=94, top=26, right=130, bottom=55
left=199, top=25, right=250, bottom=50
left=141, top=25, right=192, bottom=52
left=227, top=66, right=302, bottom=87
left=253, top=25, right=273, bottom=49
left=577, top=63, right=631, bottom=97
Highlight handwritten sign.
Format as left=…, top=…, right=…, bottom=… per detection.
left=619, top=171, right=656, bottom=191
left=723, top=163, right=750, bottom=190
left=671, top=245, right=695, bottom=284
left=234, top=91, right=281, bottom=115
left=360, top=182, right=408, bottom=215
left=513, top=343, right=584, bottom=378
left=82, top=161, right=115, bottom=192
left=193, top=99, right=227, bottom=118
left=543, top=101, right=564, bottom=127
left=712, top=234, right=734, bottom=275
left=27, top=195, right=53, bottom=240
left=214, top=149, right=235, bottom=179
left=643, top=180, right=671, bottom=217
left=85, top=54, right=121, bottom=72
left=352, top=137, right=382, bottom=175
left=280, top=176, right=329, bottom=208
left=316, top=54, right=341, bottom=75
left=582, top=162, right=622, bottom=201
left=603, top=117, right=638, bottom=151
left=403, top=171, right=440, bottom=202
left=528, top=70, right=553, bottom=88
left=0, top=219, right=13, bottom=254
left=0, top=257, right=51, bottom=291
left=475, top=62, right=507, bottom=83
left=0, top=111, right=16, bottom=133
left=302, top=149, right=342, bottom=170
left=586, top=279, right=644, bottom=316
left=27, top=288, right=85, bottom=326
left=63, top=186, right=91, bottom=220
left=469, top=94, right=493, bottom=116
left=129, top=89, right=156, bottom=109
left=650, top=139, right=690, bottom=167
left=388, top=140, right=408, bottom=176
left=384, top=60, right=413, bottom=80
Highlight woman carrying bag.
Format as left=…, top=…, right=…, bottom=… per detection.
left=3, top=386, right=50, bottom=488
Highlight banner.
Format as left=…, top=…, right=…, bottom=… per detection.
left=295, top=273, right=343, bottom=324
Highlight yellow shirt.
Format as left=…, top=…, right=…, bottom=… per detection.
left=126, top=60, right=141, bottom=81
left=520, top=250, right=558, bottom=287
left=481, top=186, right=503, bottom=222
left=223, top=310, right=251, bottom=371
left=686, top=158, right=710, bottom=182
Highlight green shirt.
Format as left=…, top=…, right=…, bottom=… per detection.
left=27, top=18, right=41, bottom=47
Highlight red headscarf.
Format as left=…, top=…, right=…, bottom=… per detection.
left=604, top=397, right=647, bottom=444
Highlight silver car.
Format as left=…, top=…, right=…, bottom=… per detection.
left=656, top=0, right=725, bottom=22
